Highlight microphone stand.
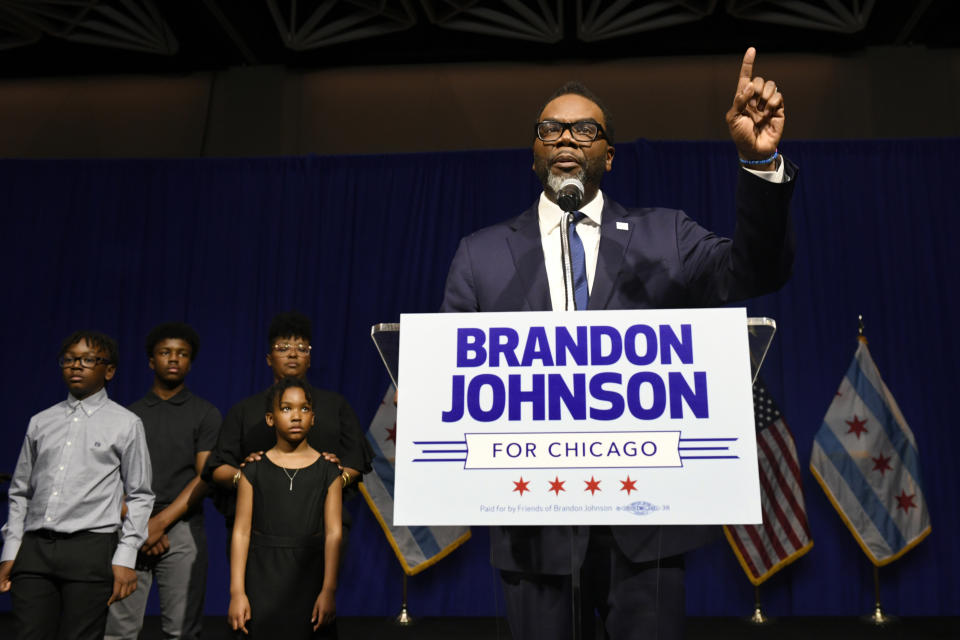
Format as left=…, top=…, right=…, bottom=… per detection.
left=558, top=187, right=583, bottom=640
left=559, top=210, right=577, bottom=312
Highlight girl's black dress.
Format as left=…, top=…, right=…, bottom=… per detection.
left=242, top=455, right=340, bottom=639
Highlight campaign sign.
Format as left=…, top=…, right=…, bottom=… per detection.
left=393, top=308, right=761, bottom=526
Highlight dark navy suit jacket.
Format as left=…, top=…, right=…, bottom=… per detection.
left=440, top=162, right=797, bottom=574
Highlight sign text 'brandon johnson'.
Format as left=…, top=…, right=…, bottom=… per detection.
left=441, top=323, right=709, bottom=423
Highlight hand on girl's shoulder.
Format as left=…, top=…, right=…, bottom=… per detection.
left=240, top=459, right=260, bottom=483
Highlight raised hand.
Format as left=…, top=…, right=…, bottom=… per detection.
left=726, top=47, right=785, bottom=167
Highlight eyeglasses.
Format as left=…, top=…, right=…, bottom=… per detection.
left=273, top=343, right=312, bottom=355
left=535, top=120, right=605, bottom=143
left=59, top=355, right=110, bottom=369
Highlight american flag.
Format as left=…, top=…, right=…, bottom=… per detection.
left=724, top=378, right=813, bottom=585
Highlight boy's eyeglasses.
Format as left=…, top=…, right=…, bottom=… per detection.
left=58, top=355, right=110, bottom=368
left=273, top=343, right=312, bottom=355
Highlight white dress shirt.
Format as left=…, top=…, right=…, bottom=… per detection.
left=537, top=162, right=787, bottom=311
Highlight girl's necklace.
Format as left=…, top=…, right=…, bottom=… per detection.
left=281, top=466, right=300, bottom=491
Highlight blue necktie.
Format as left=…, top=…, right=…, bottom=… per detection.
left=568, top=211, right=588, bottom=310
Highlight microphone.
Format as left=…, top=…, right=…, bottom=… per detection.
left=556, top=177, right=584, bottom=212
left=556, top=176, right=584, bottom=310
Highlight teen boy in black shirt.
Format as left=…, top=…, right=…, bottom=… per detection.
left=105, top=323, right=221, bottom=640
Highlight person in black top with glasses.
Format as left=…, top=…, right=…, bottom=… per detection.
left=203, top=311, right=372, bottom=539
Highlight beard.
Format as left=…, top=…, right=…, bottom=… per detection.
left=534, top=151, right=607, bottom=199
left=545, top=168, right=584, bottom=195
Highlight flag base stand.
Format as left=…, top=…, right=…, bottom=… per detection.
left=393, top=604, right=414, bottom=626
left=861, top=565, right=896, bottom=625
left=748, top=606, right=771, bottom=624
left=747, top=586, right=772, bottom=625
left=862, top=604, right=896, bottom=626
left=392, top=574, right=415, bottom=627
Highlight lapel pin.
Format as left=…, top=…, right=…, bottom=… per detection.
left=616, top=221, right=629, bottom=231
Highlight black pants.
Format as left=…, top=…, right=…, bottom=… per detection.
left=500, top=527, right=685, bottom=640
left=10, top=530, right=116, bottom=640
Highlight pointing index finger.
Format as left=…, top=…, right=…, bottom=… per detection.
left=738, top=47, right=757, bottom=93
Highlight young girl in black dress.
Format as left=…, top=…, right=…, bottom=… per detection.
left=228, top=377, right=343, bottom=638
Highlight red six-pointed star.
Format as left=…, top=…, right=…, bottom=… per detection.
left=620, top=476, right=638, bottom=495
left=846, top=415, right=868, bottom=439
left=549, top=476, right=566, bottom=496
left=895, top=490, right=917, bottom=513
left=513, top=477, right=530, bottom=496
left=385, top=422, right=397, bottom=443
left=584, top=476, right=602, bottom=495
left=872, top=453, right=892, bottom=476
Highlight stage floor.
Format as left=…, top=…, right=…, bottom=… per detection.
left=0, top=614, right=957, bottom=638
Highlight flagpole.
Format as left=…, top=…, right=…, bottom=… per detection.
left=857, top=314, right=869, bottom=346
left=865, top=565, right=894, bottom=625
left=394, top=573, right=414, bottom=626
left=749, top=584, right=770, bottom=624
left=858, top=315, right=890, bottom=626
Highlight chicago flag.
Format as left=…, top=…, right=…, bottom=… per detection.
left=358, top=385, right=471, bottom=575
left=810, top=339, right=931, bottom=565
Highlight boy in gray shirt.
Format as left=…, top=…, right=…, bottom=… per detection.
left=1, top=330, right=153, bottom=640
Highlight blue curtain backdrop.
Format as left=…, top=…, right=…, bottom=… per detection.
left=0, top=139, right=957, bottom=618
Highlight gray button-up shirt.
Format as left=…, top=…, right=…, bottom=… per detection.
left=1, top=387, right=154, bottom=568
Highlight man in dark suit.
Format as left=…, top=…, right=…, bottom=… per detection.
left=440, top=49, right=795, bottom=640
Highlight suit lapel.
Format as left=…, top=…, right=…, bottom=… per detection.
left=589, top=198, right=633, bottom=310
left=507, top=203, right=552, bottom=311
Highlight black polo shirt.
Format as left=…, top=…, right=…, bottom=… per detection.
left=129, top=388, right=221, bottom=514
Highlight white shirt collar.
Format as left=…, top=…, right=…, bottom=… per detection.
left=537, top=189, right=604, bottom=233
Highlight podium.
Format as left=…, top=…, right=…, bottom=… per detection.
left=373, top=311, right=777, bottom=637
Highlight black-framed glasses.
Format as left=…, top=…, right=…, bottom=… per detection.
left=58, top=355, right=110, bottom=369
left=535, top=120, right=605, bottom=143
left=273, top=343, right=312, bottom=355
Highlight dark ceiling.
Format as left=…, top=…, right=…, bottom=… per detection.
left=0, top=1, right=957, bottom=79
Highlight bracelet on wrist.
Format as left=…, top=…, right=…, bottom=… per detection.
left=232, top=469, right=242, bottom=489
left=739, top=149, right=778, bottom=166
